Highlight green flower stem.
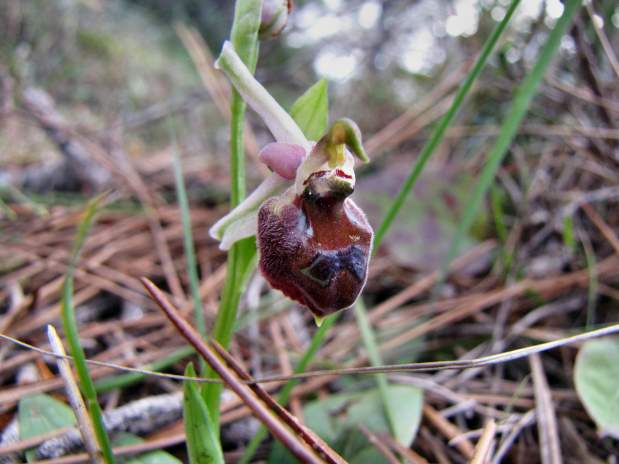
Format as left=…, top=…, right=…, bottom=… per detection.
left=204, top=0, right=262, bottom=434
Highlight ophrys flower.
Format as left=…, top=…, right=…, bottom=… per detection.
left=210, top=42, right=373, bottom=321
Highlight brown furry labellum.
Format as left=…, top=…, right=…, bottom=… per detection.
left=257, top=167, right=373, bottom=319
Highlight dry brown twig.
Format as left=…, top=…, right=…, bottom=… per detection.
left=530, top=353, right=562, bottom=464
left=140, top=277, right=346, bottom=464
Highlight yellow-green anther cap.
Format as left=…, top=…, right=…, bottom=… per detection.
left=326, top=118, right=370, bottom=164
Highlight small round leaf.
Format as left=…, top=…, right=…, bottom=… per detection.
left=574, top=337, right=619, bottom=438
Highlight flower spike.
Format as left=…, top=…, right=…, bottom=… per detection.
left=210, top=41, right=373, bottom=317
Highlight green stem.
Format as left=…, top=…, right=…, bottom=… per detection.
left=229, top=93, right=248, bottom=206
left=204, top=0, right=262, bottom=433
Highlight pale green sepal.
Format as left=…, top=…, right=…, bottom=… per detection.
left=215, top=41, right=309, bottom=149
left=209, top=173, right=287, bottom=245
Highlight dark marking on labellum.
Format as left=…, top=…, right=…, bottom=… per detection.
left=301, top=246, right=367, bottom=288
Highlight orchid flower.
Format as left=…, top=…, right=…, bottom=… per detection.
left=210, top=42, right=373, bottom=320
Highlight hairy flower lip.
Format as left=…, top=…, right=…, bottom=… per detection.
left=257, top=191, right=373, bottom=318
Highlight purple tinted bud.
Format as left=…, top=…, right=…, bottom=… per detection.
left=260, top=0, right=292, bottom=39
left=259, top=142, right=306, bottom=180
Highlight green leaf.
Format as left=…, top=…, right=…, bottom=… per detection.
left=345, top=385, right=423, bottom=447
left=271, top=385, right=422, bottom=462
left=574, top=337, right=619, bottom=438
left=114, top=433, right=182, bottom=464
left=290, top=79, right=329, bottom=140
left=19, top=394, right=76, bottom=462
left=349, top=447, right=386, bottom=464
left=184, top=363, right=224, bottom=464
left=304, top=385, right=422, bottom=460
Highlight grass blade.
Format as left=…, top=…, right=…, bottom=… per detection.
left=440, top=0, right=582, bottom=280
left=61, top=196, right=115, bottom=463
left=352, top=1, right=521, bottom=447
left=374, top=0, right=521, bottom=249
left=169, top=125, right=207, bottom=376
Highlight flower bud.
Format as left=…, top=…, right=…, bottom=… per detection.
left=260, top=0, right=292, bottom=40
left=258, top=142, right=305, bottom=180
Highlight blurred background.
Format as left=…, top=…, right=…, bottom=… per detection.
left=1, top=0, right=619, bottom=462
